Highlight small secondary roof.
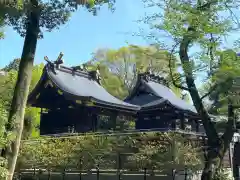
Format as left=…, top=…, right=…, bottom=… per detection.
left=125, top=73, right=197, bottom=115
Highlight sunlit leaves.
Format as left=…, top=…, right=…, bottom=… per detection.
left=19, top=135, right=115, bottom=169
left=0, top=105, right=9, bottom=178
left=141, top=0, right=239, bottom=177
left=18, top=132, right=202, bottom=171
left=86, top=61, right=128, bottom=99
left=209, top=50, right=240, bottom=115
left=90, top=45, right=179, bottom=94
left=0, top=17, right=4, bottom=39
left=0, top=70, right=17, bottom=110
left=2, top=58, right=21, bottom=72
left=143, top=0, right=239, bottom=78
left=160, top=0, right=233, bottom=43
left=0, top=62, right=44, bottom=139
left=126, top=133, right=203, bottom=171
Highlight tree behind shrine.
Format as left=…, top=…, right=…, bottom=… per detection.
left=140, top=0, right=240, bottom=179
left=90, top=45, right=183, bottom=97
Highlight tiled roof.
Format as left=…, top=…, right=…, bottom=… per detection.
left=28, top=63, right=140, bottom=112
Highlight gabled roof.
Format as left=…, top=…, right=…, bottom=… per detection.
left=28, top=63, right=140, bottom=113
left=145, top=81, right=197, bottom=113
left=125, top=73, right=197, bottom=115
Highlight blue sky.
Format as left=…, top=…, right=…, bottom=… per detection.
left=0, top=0, right=239, bottom=69
left=0, top=0, right=149, bottom=68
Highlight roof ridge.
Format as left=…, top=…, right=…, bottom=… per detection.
left=138, top=72, right=168, bottom=86
left=59, top=64, right=91, bottom=78
left=46, top=63, right=101, bottom=84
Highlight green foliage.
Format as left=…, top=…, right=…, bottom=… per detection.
left=18, top=132, right=203, bottom=171
left=89, top=45, right=182, bottom=98
left=159, top=0, right=232, bottom=41
left=0, top=62, right=44, bottom=139
left=213, top=169, right=232, bottom=180
left=0, top=105, right=10, bottom=179
left=0, top=70, right=18, bottom=109
left=19, top=135, right=115, bottom=169
left=2, top=58, right=21, bottom=72
left=208, top=50, right=240, bottom=115
left=83, top=0, right=116, bottom=15
left=0, top=107, right=17, bottom=177
left=86, top=60, right=129, bottom=99
left=141, top=0, right=239, bottom=95
left=128, top=133, right=203, bottom=172
left=140, top=1, right=240, bottom=179
left=0, top=17, right=4, bottom=39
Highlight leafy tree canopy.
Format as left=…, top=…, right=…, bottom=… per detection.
left=2, top=58, right=21, bottom=72
left=0, top=16, right=4, bottom=39
left=139, top=0, right=240, bottom=178
left=0, top=62, right=44, bottom=139
left=89, top=45, right=184, bottom=98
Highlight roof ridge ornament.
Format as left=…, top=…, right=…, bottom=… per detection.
left=72, top=63, right=88, bottom=72
left=44, top=52, right=64, bottom=70
left=44, top=56, right=56, bottom=74
left=88, top=65, right=101, bottom=84
left=54, top=52, right=64, bottom=66
left=147, top=60, right=153, bottom=74
left=96, top=65, right=102, bottom=84
left=181, top=92, right=188, bottom=100
left=139, top=71, right=168, bottom=86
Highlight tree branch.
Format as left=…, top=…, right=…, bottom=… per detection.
left=179, top=27, right=219, bottom=144
left=220, top=100, right=235, bottom=159
left=224, top=2, right=240, bottom=27
left=200, top=83, right=219, bottom=100
left=196, top=0, right=218, bottom=11
left=169, top=42, right=190, bottom=91
left=208, top=33, right=214, bottom=73
left=200, top=76, right=232, bottom=100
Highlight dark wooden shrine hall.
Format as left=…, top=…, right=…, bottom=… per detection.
left=124, top=72, right=204, bottom=133
left=27, top=60, right=140, bottom=135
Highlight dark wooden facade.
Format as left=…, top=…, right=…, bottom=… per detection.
left=136, top=110, right=201, bottom=132
left=39, top=108, right=98, bottom=134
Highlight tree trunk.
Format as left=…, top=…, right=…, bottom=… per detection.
left=5, top=1, right=40, bottom=179
left=178, top=28, right=235, bottom=180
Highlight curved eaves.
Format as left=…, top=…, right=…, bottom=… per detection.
left=145, top=81, right=197, bottom=114
left=27, top=67, right=48, bottom=105
left=45, top=65, right=140, bottom=111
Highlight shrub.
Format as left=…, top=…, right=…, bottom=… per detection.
left=18, top=132, right=203, bottom=172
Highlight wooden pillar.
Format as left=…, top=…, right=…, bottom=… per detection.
left=180, top=115, right=185, bottom=130
left=88, top=107, right=99, bottom=132
left=200, top=136, right=207, bottom=161
left=91, top=113, right=98, bottom=132
left=233, top=142, right=240, bottom=180
left=171, top=120, right=176, bottom=130
left=229, top=142, right=234, bottom=174
left=110, top=112, right=118, bottom=130
left=195, top=120, right=200, bottom=132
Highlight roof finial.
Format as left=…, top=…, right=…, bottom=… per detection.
left=72, top=63, right=87, bottom=72
left=147, top=59, right=153, bottom=74
left=44, top=56, right=52, bottom=64
left=82, top=63, right=88, bottom=71
left=96, top=65, right=101, bottom=84
left=133, top=64, right=137, bottom=75
left=54, top=52, right=64, bottom=65
left=181, top=92, right=188, bottom=100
